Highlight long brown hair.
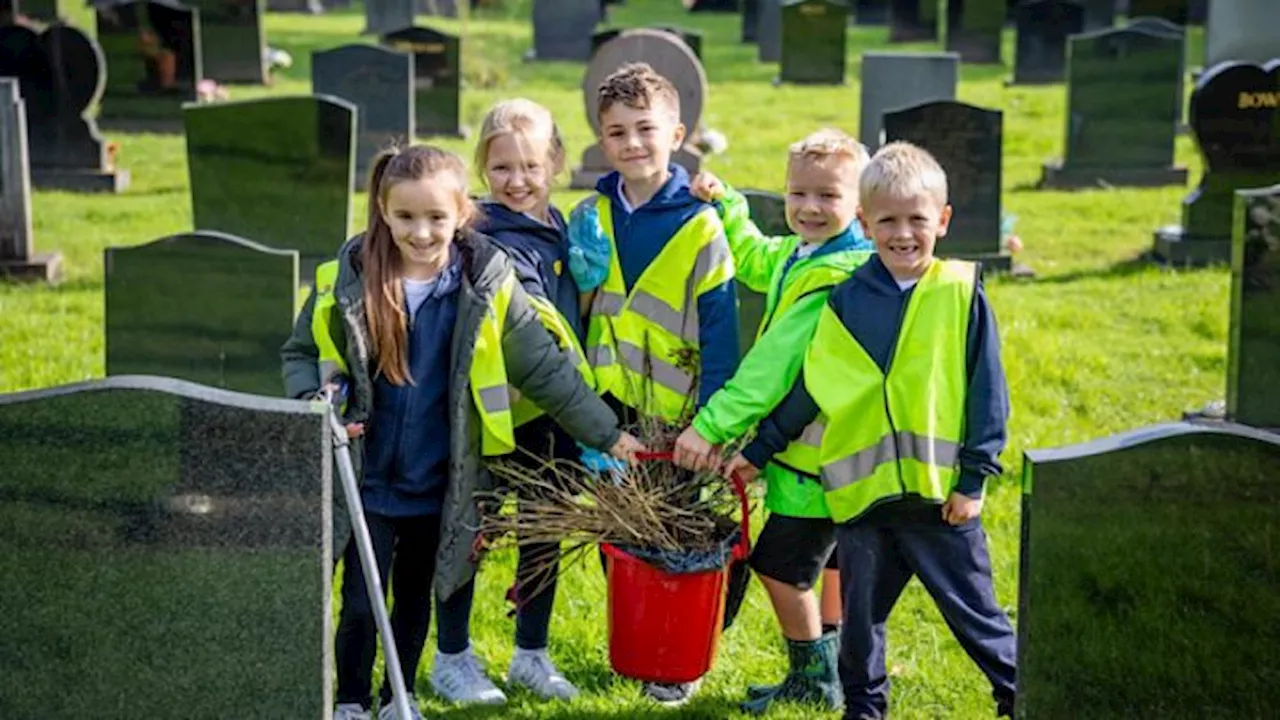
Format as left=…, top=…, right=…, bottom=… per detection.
left=362, top=144, right=474, bottom=386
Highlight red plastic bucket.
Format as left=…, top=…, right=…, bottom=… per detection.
left=602, top=452, right=750, bottom=683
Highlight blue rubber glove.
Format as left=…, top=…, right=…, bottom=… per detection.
left=579, top=443, right=627, bottom=481
left=567, top=199, right=611, bottom=292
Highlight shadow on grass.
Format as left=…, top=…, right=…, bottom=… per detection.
left=1025, top=250, right=1227, bottom=286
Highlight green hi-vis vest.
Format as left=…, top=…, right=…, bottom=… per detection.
left=762, top=251, right=873, bottom=517
left=309, top=260, right=519, bottom=457
left=803, top=260, right=976, bottom=523
left=585, top=196, right=734, bottom=422
left=510, top=295, right=595, bottom=428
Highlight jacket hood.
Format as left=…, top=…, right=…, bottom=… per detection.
left=595, top=164, right=704, bottom=214
left=474, top=201, right=566, bottom=240
left=813, top=223, right=874, bottom=258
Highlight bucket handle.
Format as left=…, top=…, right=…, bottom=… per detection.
left=633, top=451, right=750, bottom=560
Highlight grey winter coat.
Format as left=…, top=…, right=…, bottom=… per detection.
left=281, top=229, right=621, bottom=600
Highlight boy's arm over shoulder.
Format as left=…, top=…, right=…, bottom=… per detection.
left=717, top=184, right=796, bottom=294
left=281, top=288, right=322, bottom=399
left=693, top=209, right=740, bottom=406
left=957, top=278, right=1008, bottom=498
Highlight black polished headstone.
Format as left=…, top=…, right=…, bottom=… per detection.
left=889, top=0, right=938, bottom=42
left=742, top=0, right=759, bottom=42
left=884, top=100, right=1008, bottom=268
left=186, top=0, right=266, bottom=85
left=0, top=23, right=130, bottom=193
left=1040, top=26, right=1187, bottom=188
left=1012, top=0, right=1084, bottom=84
left=382, top=26, right=462, bottom=139
left=1153, top=61, right=1280, bottom=266
left=737, top=189, right=788, bottom=358
left=530, top=0, right=600, bottom=61
left=1126, top=0, right=1185, bottom=24
left=105, top=232, right=299, bottom=396
left=859, top=51, right=958, bottom=152
left=0, top=376, right=333, bottom=718
left=95, top=0, right=202, bottom=133
left=1080, top=0, right=1115, bottom=29
left=758, top=0, right=781, bottom=62
left=1018, top=422, right=1280, bottom=718
left=0, top=78, right=60, bottom=282
left=185, top=95, right=356, bottom=266
left=1229, top=185, right=1280, bottom=429
left=686, top=0, right=738, bottom=11
left=946, top=0, right=1003, bottom=64
left=1204, top=0, right=1278, bottom=69
left=363, top=0, right=412, bottom=36
left=591, top=26, right=703, bottom=61
left=312, top=44, right=413, bottom=189
left=779, top=0, right=847, bottom=84
left=852, top=0, right=886, bottom=24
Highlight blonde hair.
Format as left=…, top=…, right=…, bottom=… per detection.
left=787, top=128, right=870, bottom=178
left=595, top=62, right=681, bottom=123
left=860, top=141, right=949, bottom=206
left=474, top=98, right=567, bottom=182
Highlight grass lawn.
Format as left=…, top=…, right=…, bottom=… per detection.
left=0, top=1, right=1227, bottom=717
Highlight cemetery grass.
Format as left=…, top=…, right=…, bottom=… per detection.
left=0, top=4, right=1224, bottom=718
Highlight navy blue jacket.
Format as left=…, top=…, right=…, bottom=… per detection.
left=360, top=253, right=461, bottom=516
left=742, top=255, right=1008, bottom=499
left=595, top=165, right=740, bottom=406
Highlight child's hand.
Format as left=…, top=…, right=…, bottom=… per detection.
left=344, top=423, right=365, bottom=438
left=690, top=171, right=726, bottom=202
left=673, top=426, right=722, bottom=472
left=723, top=453, right=760, bottom=484
left=941, top=492, right=983, bottom=526
left=608, top=431, right=647, bottom=463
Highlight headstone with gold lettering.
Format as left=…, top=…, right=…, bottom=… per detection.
left=382, top=26, right=462, bottom=138
left=1152, top=60, right=1280, bottom=265
left=779, top=0, right=847, bottom=84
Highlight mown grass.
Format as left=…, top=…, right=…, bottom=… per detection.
left=0, top=2, right=1225, bottom=717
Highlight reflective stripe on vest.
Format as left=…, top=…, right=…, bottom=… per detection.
left=804, top=260, right=975, bottom=523
left=585, top=195, right=734, bottom=422
left=509, top=294, right=595, bottom=428
left=470, top=272, right=519, bottom=456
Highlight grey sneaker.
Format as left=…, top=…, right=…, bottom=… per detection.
left=642, top=678, right=703, bottom=706
left=333, top=703, right=371, bottom=720
left=429, top=648, right=508, bottom=705
left=508, top=648, right=579, bottom=700
left=375, top=697, right=424, bottom=720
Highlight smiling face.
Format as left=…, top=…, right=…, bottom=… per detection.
left=598, top=100, right=685, bottom=185
left=483, top=130, right=554, bottom=219
left=380, top=173, right=468, bottom=278
left=858, top=189, right=952, bottom=281
left=785, top=156, right=862, bottom=243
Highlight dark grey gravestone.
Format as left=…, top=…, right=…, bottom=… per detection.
left=1205, top=0, right=1278, bottom=69
left=592, top=27, right=703, bottom=61
left=884, top=100, right=1009, bottom=269
left=530, top=0, right=599, bottom=61
left=185, top=95, right=356, bottom=267
left=417, top=0, right=457, bottom=15
left=1229, top=185, right=1280, bottom=429
left=686, top=0, right=738, bottom=11
left=1040, top=27, right=1186, bottom=188
left=1153, top=61, right=1280, bottom=266
left=0, top=24, right=130, bottom=193
left=95, top=0, right=202, bottom=133
left=382, top=27, right=463, bottom=139
left=266, top=0, right=322, bottom=12
left=889, top=0, right=938, bottom=42
left=947, top=0, right=1003, bottom=64
left=853, top=0, right=887, bottom=24
left=571, top=29, right=706, bottom=188
left=859, top=51, right=958, bottom=152
left=0, top=376, right=333, bottom=718
left=312, top=44, right=413, bottom=189
left=1126, top=0, right=1186, bottom=24
left=187, top=0, right=266, bottom=85
left=363, top=0, right=412, bottom=36
left=1017, top=422, right=1280, bottom=718
left=758, top=0, right=782, bottom=62
left=1080, top=0, right=1115, bottom=29
left=1012, top=0, right=1085, bottom=84
left=0, top=79, right=60, bottom=282
left=780, top=0, right=847, bottom=85
left=105, top=232, right=299, bottom=396
left=742, top=0, right=760, bottom=42
left=2, top=0, right=63, bottom=22
left=738, top=190, right=789, bottom=357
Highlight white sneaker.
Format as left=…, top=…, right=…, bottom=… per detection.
left=429, top=647, right=508, bottom=705
left=642, top=678, right=703, bottom=706
left=508, top=648, right=580, bottom=700
left=375, top=697, right=424, bottom=720
left=333, top=703, right=371, bottom=720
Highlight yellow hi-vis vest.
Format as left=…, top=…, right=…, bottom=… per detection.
left=803, top=260, right=976, bottom=523
left=309, top=260, right=519, bottom=457
left=510, top=294, right=595, bottom=428
left=585, top=196, right=734, bottom=422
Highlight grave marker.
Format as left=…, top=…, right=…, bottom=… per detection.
left=1228, top=184, right=1280, bottom=429
left=780, top=0, right=847, bottom=85
left=889, top=0, right=938, bottom=42
left=95, top=0, right=202, bottom=133
left=742, top=0, right=760, bottom=42
left=859, top=51, right=958, bottom=151
left=382, top=26, right=463, bottom=138
left=312, top=44, right=414, bottom=188
left=758, top=0, right=782, bottom=62
left=946, top=0, right=1004, bottom=64
left=738, top=189, right=788, bottom=357
left=853, top=0, right=887, bottom=25
left=1204, top=0, right=1278, bottom=69
left=0, top=78, right=60, bottom=282
left=363, top=0, right=413, bottom=36
left=1012, top=0, right=1085, bottom=85
left=1126, top=0, right=1186, bottom=25
left=530, top=0, right=600, bottom=61
left=187, top=0, right=267, bottom=85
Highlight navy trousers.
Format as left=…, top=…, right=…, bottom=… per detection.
left=836, top=508, right=1016, bottom=719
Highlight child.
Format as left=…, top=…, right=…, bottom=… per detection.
left=674, top=128, right=874, bottom=714
left=568, top=61, right=740, bottom=706
left=468, top=98, right=589, bottom=701
left=726, top=142, right=1017, bottom=720
left=281, top=145, right=643, bottom=720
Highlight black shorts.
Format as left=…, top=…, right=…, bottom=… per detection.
left=749, top=514, right=837, bottom=590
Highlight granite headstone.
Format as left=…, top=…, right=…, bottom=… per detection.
left=1126, top=0, right=1185, bottom=24
left=1040, top=26, right=1187, bottom=188
left=185, top=95, right=356, bottom=267
left=1012, top=0, right=1085, bottom=84
left=104, top=232, right=299, bottom=396
left=382, top=26, right=463, bottom=138
left=859, top=51, right=958, bottom=151
left=0, top=78, right=60, bottom=282
left=780, top=0, right=847, bottom=85
left=947, top=0, right=1004, bottom=64
left=742, top=0, right=760, bottom=42
left=1018, top=422, right=1280, bottom=718
left=95, top=0, right=202, bottom=133
left=853, top=0, right=887, bottom=24
left=1204, top=0, right=1278, bottom=69
left=1228, top=185, right=1280, bottom=429
left=1153, top=61, right=1280, bottom=265
left=1080, top=0, right=1115, bottom=29
left=686, top=0, right=738, bottom=10
left=889, top=0, right=938, bottom=42
left=758, top=0, right=782, bottom=62
left=884, top=100, right=1008, bottom=268
left=363, top=0, right=412, bottom=36
left=530, top=0, right=600, bottom=61
left=312, top=44, right=413, bottom=189
left=0, top=376, right=333, bottom=718
left=0, top=24, right=131, bottom=193
left=186, top=0, right=266, bottom=85
left=592, top=26, right=703, bottom=61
